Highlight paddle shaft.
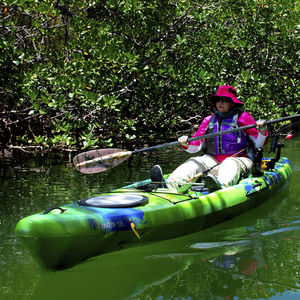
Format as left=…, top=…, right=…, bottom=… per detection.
left=73, top=114, right=300, bottom=174
left=132, top=114, right=300, bottom=155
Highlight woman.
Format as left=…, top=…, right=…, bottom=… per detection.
left=151, top=85, right=268, bottom=193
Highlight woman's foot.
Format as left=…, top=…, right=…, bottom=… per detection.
left=204, top=174, right=221, bottom=192
left=150, top=165, right=165, bottom=187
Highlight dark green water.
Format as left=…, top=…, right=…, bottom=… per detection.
left=1, top=134, right=300, bottom=300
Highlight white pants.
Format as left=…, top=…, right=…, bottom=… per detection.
left=166, top=154, right=253, bottom=193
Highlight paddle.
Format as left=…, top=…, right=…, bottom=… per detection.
left=73, top=114, right=300, bottom=174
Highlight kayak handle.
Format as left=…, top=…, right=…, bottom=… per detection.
left=42, top=207, right=67, bottom=215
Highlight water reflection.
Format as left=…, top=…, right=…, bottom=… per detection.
left=29, top=219, right=300, bottom=300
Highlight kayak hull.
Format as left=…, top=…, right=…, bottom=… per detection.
left=15, top=158, right=292, bottom=270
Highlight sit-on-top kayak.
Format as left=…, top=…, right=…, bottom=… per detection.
left=15, top=157, right=292, bottom=270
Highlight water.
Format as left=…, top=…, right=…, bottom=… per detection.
left=1, top=133, right=299, bottom=300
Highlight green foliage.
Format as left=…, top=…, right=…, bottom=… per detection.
left=0, top=0, right=299, bottom=152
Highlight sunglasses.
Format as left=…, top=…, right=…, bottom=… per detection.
left=215, top=97, right=232, bottom=103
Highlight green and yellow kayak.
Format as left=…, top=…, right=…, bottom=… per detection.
left=15, top=157, right=292, bottom=270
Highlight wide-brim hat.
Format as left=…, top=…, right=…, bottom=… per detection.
left=210, top=85, right=244, bottom=105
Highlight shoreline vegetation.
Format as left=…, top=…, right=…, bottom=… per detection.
left=1, top=1, right=299, bottom=158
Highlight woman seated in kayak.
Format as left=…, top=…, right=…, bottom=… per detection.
left=151, top=85, right=268, bottom=193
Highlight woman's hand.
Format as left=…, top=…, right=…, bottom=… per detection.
left=178, top=135, right=189, bottom=147
left=256, top=120, right=267, bottom=135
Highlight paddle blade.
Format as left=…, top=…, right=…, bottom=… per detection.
left=73, top=149, right=132, bottom=174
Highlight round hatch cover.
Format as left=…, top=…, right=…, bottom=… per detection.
left=79, top=194, right=148, bottom=208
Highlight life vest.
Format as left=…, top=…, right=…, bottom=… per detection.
left=205, top=112, right=248, bottom=156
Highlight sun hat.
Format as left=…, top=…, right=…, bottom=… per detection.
left=210, top=85, right=244, bottom=105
